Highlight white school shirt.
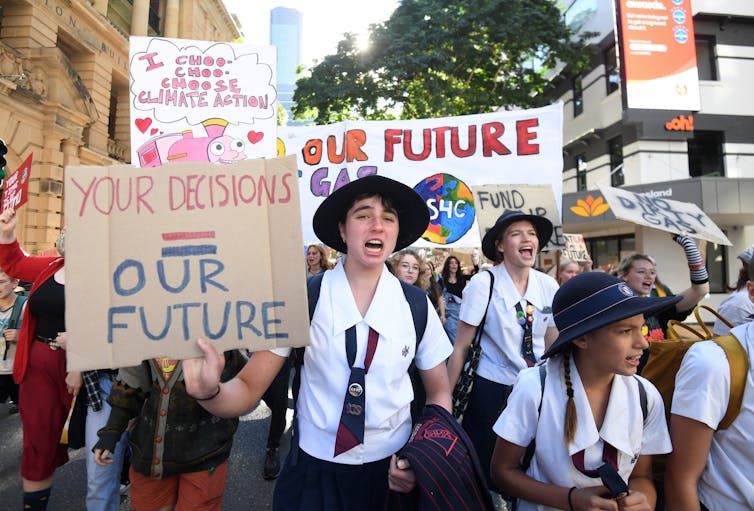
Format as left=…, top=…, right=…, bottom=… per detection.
left=459, top=264, right=558, bottom=385
left=712, top=289, right=754, bottom=335
left=297, top=262, right=452, bottom=465
left=671, top=322, right=754, bottom=511
left=493, top=357, right=671, bottom=511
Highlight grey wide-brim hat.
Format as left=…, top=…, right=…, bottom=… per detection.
left=543, top=272, right=682, bottom=358
left=312, top=175, right=429, bottom=254
left=481, top=210, right=553, bottom=261
left=738, top=245, right=754, bottom=265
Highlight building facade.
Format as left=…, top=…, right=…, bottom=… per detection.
left=0, top=0, right=240, bottom=254
left=554, top=0, right=754, bottom=305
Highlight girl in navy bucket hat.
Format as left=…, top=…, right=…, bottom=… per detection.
left=490, top=272, right=681, bottom=511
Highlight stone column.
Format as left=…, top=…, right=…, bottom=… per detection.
left=93, top=0, right=108, bottom=15
left=164, top=0, right=180, bottom=38
left=131, top=0, right=150, bottom=36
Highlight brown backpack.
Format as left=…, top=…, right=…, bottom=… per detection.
left=642, top=305, right=748, bottom=430
left=641, top=305, right=749, bottom=479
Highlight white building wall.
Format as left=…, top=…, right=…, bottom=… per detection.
left=631, top=140, right=692, bottom=184
left=725, top=142, right=754, bottom=178
left=693, top=0, right=754, bottom=17
left=700, top=45, right=754, bottom=116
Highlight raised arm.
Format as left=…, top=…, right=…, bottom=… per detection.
left=672, top=235, right=710, bottom=312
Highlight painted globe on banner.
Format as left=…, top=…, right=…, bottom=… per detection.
left=413, top=173, right=475, bottom=244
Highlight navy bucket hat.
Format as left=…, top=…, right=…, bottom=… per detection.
left=481, top=210, right=553, bottom=261
left=312, top=175, right=430, bottom=254
left=543, top=272, right=682, bottom=358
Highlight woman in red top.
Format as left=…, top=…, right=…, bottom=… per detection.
left=0, top=208, right=81, bottom=511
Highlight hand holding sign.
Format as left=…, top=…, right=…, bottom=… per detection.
left=0, top=208, right=18, bottom=244
left=1, top=154, right=31, bottom=212
left=183, top=338, right=225, bottom=400
left=599, top=185, right=732, bottom=246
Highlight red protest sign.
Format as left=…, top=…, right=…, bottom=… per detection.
left=2, top=153, right=32, bottom=211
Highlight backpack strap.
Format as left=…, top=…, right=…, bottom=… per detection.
left=472, top=270, right=495, bottom=350
left=713, top=333, right=749, bottom=430
left=400, top=280, right=428, bottom=420
left=400, top=280, right=428, bottom=345
left=633, top=375, right=648, bottom=425
left=7, top=294, right=26, bottom=329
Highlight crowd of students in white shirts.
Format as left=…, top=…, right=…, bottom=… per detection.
left=3, top=174, right=752, bottom=511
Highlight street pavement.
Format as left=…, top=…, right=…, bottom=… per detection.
left=0, top=399, right=293, bottom=510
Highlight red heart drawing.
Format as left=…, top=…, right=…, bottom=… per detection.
left=135, top=118, right=152, bottom=133
left=247, top=131, right=264, bottom=144
left=150, top=128, right=158, bottom=135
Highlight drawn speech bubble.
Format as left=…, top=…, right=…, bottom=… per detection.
left=130, top=38, right=277, bottom=126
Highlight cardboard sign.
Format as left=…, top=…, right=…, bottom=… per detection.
left=472, top=183, right=563, bottom=251
left=280, top=102, right=564, bottom=248
left=599, top=185, right=732, bottom=246
left=129, top=36, right=278, bottom=166
left=562, top=233, right=590, bottom=262
left=64, top=156, right=309, bottom=371
left=2, top=153, right=31, bottom=211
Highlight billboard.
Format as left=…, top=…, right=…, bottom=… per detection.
left=616, top=0, right=701, bottom=111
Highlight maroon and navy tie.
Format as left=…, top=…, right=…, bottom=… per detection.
left=334, top=326, right=379, bottom=457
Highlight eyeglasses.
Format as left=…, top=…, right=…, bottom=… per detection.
left=399, top=262, right=420, bottom=273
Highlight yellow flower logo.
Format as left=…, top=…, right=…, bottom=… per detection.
left=570, top=195, right=610, bottom=217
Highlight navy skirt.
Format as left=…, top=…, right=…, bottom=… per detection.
left=273, top=448, right=391, bottom=511
left=461, top=374, right=513, bottom=494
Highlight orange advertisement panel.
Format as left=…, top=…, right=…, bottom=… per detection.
left=617, top=0, right=700, bottom=111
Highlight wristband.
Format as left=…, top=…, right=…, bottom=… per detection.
left=568, top=486, right=577, bottom=511
left=194, top=385, right=221, bottom=401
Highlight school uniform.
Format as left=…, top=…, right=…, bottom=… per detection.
left=494, top=357, right=671, bottom=511
left=460, top=265, right=558, bottom=386
left=457, top=264, right=558, bottom=489
left=274, top=262, right=452, bottom=510
left=712, top=289, right=754, bottom=335
left=671, top=321, right=754, bottom=511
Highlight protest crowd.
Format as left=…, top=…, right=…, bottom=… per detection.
left=2, top=0, right=754, bottom=508
left=0, top=171, right=751, bottom=511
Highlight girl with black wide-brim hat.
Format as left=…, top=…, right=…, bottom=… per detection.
left=184, top=175, right=454, bottom=511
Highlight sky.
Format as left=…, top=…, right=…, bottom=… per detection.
left=223, top=0, right=399, bottom=67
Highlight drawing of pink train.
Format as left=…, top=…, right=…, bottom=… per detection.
left=136, top=118, right=248, bottom=167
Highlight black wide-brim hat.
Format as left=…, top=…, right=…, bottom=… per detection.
left=312, top=175, right=430, bottom=254
left=481, top=210, right=554, bottom=261
left=543, top=272, right=682, bottom=358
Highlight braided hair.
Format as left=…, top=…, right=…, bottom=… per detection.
left=563, top=348, right=578, bottom=445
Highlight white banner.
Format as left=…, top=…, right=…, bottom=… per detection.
left=281, top=103, right=564, bottom=248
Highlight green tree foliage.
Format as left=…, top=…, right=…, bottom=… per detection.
left=293, top=0, right=592, bottom=123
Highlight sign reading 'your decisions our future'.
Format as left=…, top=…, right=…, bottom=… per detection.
left=64, top=157, right=309, bottom=371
